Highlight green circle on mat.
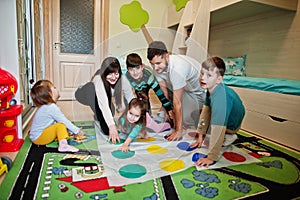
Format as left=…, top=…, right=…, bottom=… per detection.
left=111, top=150, right=135, bottom=159
left=119, top=164, right=146, bottom=178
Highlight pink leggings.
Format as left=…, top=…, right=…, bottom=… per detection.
left=33, top=123, right=69, bottom=145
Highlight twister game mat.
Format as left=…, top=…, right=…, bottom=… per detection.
left=95, top=123, right=260, bottom=186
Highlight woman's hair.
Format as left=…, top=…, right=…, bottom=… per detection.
left=202, top=56, right=226, bottom=76
left=126, top=53, right=142, bottom=68
left=30, top=80, right=55, bottom=107
left=118, top=91, right=148, bottom=134
left=92, top=57, right=122, bottom=108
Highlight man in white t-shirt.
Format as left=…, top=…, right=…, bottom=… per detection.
left=147, top=41, right=206, bottom=141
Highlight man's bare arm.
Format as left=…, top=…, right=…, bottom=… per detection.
left=167, top=87, right=184, bottom=141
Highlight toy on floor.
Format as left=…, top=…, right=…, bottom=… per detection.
left=0, top=68, right=23, bottom=152
left=0, top=156, right=12, bottom=176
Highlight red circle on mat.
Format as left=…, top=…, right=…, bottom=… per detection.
left=188, top=132, right=198, bottom=137
left=223, top=152, right=246, bottom=162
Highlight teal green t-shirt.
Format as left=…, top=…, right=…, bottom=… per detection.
left=205, top=83, right=245, bottom=130
left=119, top=117, right=142, bottom=139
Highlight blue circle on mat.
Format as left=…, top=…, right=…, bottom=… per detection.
left=177, top=142, right=197, bottom=151
left=192, top=153, right=207, bottom=162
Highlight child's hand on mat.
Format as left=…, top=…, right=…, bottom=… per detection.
left=190, top=134, right=204, bottom=148
left=195, top=157, right=215, bottom=168
left=166, top=130, right=182, bottom=141
left=119, top=144, right=130, bottom=152
left=108, top=125, right=120, bottom=144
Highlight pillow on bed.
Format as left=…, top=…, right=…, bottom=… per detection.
left=223, top=55, right=246, bottom=76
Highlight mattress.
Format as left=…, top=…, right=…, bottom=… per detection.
left=223, top=75, right=300, bottom=96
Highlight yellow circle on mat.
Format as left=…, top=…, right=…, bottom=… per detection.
left=137, top=137, right=155, bottom=142
left=159, top=158, right=185, bottom=172
left=146, top=144, right=168, bottom=154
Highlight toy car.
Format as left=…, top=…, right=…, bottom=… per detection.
left=0, top=156, right=12, bottom=176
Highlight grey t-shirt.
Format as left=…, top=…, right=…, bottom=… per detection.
left=155, top=55, right=205, bottom=102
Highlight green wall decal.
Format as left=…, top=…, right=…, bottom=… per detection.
left=119, top=1, right=149, bottom=32
left=173, top=0, right=189, bottom=11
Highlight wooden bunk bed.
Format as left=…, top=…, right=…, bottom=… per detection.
left=165, top=0, right=300, bottom=151
left=223, top=76, right=300, bottom=150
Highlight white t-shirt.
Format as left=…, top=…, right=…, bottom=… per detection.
left=155, top=54, right=205, bottom=102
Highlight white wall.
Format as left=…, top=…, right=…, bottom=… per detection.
left=0, top=0, right=22, bottom=138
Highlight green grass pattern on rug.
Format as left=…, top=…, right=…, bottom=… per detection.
left=237, top=130, right=254, bottom=137
left=228, top=156, right=299, bottom=184
left=171, top=166, right=267, bottom=199
left=258, top=140, right=300, bottom=160
left=0, top=136, right=31, bottom=198
left=35, top=153, right=165, bottom=199
left=230, top=131, right=300, bottom=185
left=238, top=130, right=300, bottom=160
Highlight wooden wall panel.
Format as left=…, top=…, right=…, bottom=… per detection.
left=208, top=9, right=300, bottom=80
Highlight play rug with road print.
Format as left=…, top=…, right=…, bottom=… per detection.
left=0, top=121, right=299, bottom=199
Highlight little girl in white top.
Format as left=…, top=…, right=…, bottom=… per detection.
left=30, top=80, right=85, bottom=152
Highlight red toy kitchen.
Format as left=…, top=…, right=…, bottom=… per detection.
left=0, top=68, right=23, bottom=152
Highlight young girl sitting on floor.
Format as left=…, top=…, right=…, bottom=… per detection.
left=30, top=80, right=85, bottom=152
left=117, top=92, right=148, bottom=152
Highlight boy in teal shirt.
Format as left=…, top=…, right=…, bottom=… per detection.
left=190, top=57, right=245, bottom=167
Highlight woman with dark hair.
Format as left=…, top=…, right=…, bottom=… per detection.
left=91, top=57, right=134, bottom=144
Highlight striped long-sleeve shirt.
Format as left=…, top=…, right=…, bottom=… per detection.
left=126, top=66, right=172, bottom=112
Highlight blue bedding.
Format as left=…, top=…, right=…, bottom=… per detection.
left=223, top=75, right=300, bottom=96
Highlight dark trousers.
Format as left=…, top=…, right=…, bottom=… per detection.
left=92, top=95, right=109, bottom=135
